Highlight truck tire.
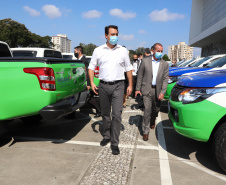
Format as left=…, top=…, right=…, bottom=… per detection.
left=212, top=122, right=226, bottom=173
left=20, top=114, right=43, bottom=125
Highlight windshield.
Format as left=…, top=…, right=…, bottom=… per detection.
left=206, top=56, right=226, bottom=68
left=12, top=50, right=37, bottom=57
left=190, top=57, right=211, bottom=67
left=179, top=59, right=194, bottom=67
left=44, top=50, right=62, bottom=58
left=62, top=55, right=73, bottom=59
left=177, top=61, right=184, bottom=65
left=178, top=60, right=187, bottom=66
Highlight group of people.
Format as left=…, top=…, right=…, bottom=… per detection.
left=77, top=25, right=169, bottom=155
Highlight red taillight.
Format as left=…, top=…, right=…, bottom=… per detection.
left=23, top=67, right=56, bottom=91
left=94, top=66, right=99, bottom=78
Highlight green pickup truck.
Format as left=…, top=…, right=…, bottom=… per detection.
left=0, top=41, right=89, bottom=122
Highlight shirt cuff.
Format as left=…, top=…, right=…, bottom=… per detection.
left=125, top=66, right=134, bottom=72
left=88, top=65, right=96, bottom=71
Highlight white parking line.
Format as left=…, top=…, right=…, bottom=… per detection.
left=12, top=136, right=159, bottom=151
left=168, top=153, right=226, bottom=182
left=157, top=115, right=173, bottom=185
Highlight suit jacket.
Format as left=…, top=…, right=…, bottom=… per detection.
left=80, top=56, right=91, bottom=86
left=136, top=57, right=169, bottom=97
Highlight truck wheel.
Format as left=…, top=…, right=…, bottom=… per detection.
left=212, top=122, right=226, bottom=173
left=20, top=114, right=43, bottom=125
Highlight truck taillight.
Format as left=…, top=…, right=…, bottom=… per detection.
left=94, top=66, right=99, bottom=78
left=23, top=67, right=56, bottom=91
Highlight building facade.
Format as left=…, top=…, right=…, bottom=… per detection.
left=52, top=34, right=71, bottom=53
left=189, top=0, right=226, bottom=57
left=168, top=42, right=193, bottom=61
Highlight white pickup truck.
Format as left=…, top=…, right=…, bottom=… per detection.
left=11, top=48, right=62, bottom=58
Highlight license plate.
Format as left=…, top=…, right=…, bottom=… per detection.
left=168, top=101, right=171, bottom=112
left=67, top=95, right=76, bottom=106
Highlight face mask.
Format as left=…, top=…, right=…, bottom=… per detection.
left=154, top=52, right=162, bottom=59
left=151, top=51, right=154, bottom=55
left=74, top=52, right=78, bottom=58
left=109, top=36, right=118, bottom=45
left=133, top=59, right=137, bottom=62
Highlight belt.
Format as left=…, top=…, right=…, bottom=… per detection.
left=151, top=85, right=156, bottom=88
left=100, top=80, right=123, bottom=85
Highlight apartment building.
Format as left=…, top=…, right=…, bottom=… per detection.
left=189, top=0, right=226, bottom=57
left=168, top=42, right=193, bottom=61
left=52, top=34, right=71, bottom=53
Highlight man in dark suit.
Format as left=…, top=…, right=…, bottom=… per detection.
left=135, top=43, right=169, bottom=141
left=74, top=46, right=101, bottom=117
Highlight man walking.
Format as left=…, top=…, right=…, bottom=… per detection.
left=135, top=43, right=169, bottom=141
left=131, top=54, right=138, bottom=98
left=75, top=46, right=101, bottom=117
left=88, top=25, right=133, bottom=155
left=144, top=48, right=151, bottom=58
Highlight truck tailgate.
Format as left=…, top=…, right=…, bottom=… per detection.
left=50, top=62, right=87, bottom=101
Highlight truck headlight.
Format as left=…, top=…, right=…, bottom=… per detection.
left=178, top=87, right=226, bottom=104
left=168, top=76, right=183, bottom=84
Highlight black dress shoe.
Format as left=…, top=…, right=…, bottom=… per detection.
left=94, top=112, right=101, bottom=118
left=111, top=145, right=120, bottom=155
left=100, top=138, right=110, bottom=146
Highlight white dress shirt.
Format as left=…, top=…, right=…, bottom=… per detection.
left=152, top=57, right=160, bottom=85
left=88, top=44, right=133, bottom=82
left=78, top=55, right=83, bottom=60
left=132, top=61, right=138, bottom=76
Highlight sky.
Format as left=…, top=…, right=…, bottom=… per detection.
left=0, top=0, right=201, bottom=57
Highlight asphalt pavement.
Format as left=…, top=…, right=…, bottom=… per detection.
left=0, top=97, right=226, bottom=185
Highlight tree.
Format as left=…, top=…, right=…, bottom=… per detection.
left=0, top=18, right=53, bottom=48
left=135, top=47, right=145, bottom=55
left=129, top=50, right=136, bottom=61
left=162, top=54, right=170, bottom=61
left=79, top=43, right=97, bottom=56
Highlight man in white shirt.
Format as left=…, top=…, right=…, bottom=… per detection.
left=135, top=43, right=169, bottom=141
left=132, top=54, right=138, bottom=98
left=88, top=25, right=133, bottom=155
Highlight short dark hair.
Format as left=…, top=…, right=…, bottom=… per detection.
left=144, top=48, right=151, bottom=54
left=75, top=46, right=83, bottom=54
left=153, top=43, right=163, bottom=50
left=151, top=46, right=154, bottom=50
left=137, top=53, right=142, bottom=57
left=105, top=25, right=118, bottom=35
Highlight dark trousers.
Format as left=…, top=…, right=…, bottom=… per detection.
left=99, top=81, right=124, bottom=146
left=142, top=87, right=161, bottom=135
left=132, top=76, right=137, bottom=98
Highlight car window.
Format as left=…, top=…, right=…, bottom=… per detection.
left=177, top=61, right=187, bottom=66
left=44, top=50, right=62, bottom=58
left=12, top=50, right=37, bottom=57
left=206, top=56, right=226, bottom=68
left=179, top=60, right=194, bottom=67
left=0, top=43, right=12, bottom=57
left=190, top=57, right=211, bottom=67
left=62, top=55, right=73, bottom=59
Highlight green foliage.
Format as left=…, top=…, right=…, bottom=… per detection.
left=79, top=43, right=97, bottom=56
left=0, top=18, right=53, bottom=48
left=135, top=47, right=145, bottom=55
left=129, top=50, right=136, bottom=61
left=162, top=54, right=170, bottom=61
